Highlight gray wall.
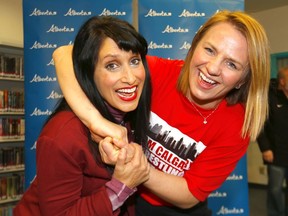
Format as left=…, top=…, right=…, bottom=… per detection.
left=0, top=0, right=23, bottom=47
left=251, top=6, right=288, bottom=54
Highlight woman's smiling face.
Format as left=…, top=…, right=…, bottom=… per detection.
left=94, top=37, right=146, bottom=112
left=188, top=22, right=249, bottom=108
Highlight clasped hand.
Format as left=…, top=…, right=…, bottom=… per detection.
left=99, top=137, right=135, bottom=164
left=99, top=137, right=150, bottom=189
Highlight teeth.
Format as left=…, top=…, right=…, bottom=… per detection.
left=117, top=86, right=136, bottom=93
left=200, top=72, right=216, bottom=84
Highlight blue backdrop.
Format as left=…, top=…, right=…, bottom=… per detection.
left=23, top=0, right=249, bottom=215
left=22, top=0, right=133, bottom=186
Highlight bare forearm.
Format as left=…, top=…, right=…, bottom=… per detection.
left=53, top=45, right=100, bottom=127
left=143, top=167, right=199, bottom=209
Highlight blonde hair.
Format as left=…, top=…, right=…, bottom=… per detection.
left=177, top=10, right=270, bottom=141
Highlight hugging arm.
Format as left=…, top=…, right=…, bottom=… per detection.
left=100, top=138, right=199, bottom=208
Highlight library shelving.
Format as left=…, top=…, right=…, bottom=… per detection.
left=0, top=45, right=25, bottom=212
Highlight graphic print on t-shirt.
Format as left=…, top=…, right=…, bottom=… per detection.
left=145, top=112, right=206, bottom=177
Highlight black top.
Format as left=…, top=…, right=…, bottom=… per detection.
left=257, top=80, right=288, bottom=166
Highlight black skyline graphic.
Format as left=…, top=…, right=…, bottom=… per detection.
left=147, top=122, right=199, bottom=161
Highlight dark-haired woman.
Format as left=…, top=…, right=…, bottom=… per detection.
left=14, top=16, right=151, bottom=216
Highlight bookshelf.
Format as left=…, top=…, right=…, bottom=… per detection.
left=0, top=45, right=25, bottom=213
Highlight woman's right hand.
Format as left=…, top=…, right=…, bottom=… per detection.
left=113, top=143, right=150, bottom=189
left=99, top=137, right=135, bottom=165
left=262, top=150, right=273, bottom=163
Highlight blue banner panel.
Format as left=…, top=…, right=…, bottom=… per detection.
left=23, top=0, right=133, bottom=188
left=208, top=155, right=249, bottom=215
left=138, top=0, right=244, bottom=60
left=138, top=0, right=247, bottom=215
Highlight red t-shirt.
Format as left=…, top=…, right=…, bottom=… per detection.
left=139, top=56, right=249, bottom=205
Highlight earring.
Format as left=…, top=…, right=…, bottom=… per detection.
left=235, top=85, right=241, bottom=89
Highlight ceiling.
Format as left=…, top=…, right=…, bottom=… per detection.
left=245, top=0, right=288, bottom=13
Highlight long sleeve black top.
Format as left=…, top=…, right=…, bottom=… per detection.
left=257, top=81, right=288, bottom=166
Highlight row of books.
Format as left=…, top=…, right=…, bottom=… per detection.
left=0, top=90, right=24, bottom=113
left=0, top=147, right=24, bottom=170
left=0, top=118, right=25, bottom=139
left=0, top=204, right=14, bottom=216
left=0, top=173, right=24, bottom=202
left=0, top=55, right=24, bottom=79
